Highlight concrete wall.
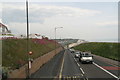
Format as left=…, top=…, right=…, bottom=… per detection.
left=8, top=47, right=63, bottom=78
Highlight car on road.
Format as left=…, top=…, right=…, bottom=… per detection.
left=79, top=52, right=93, bottom=64
left=75, top=52, right=80, bottom=58
left=69, top=49, right=75, bottom=53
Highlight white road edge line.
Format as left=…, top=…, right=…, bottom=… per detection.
left=93, top=62, right=119, bottom=79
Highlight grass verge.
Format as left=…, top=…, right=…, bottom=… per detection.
left=74, top=42, right=120, bottom=61
left=2, top=38, right=60, bottom=69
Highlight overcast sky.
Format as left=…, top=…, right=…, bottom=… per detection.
left=0, top=1, right=119, bottom=42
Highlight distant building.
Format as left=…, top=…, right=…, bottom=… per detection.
left=0, top=23, right=11, bottom=35
left=77, top=39, right=88, bottom=44
left=29, top=34, right=42, bottom=39
left=16, top=34, right=26, bottom=39
left=14, top=34, right=45, bottom=39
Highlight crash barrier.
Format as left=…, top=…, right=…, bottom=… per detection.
left=8, top=47, right=63, bottom=78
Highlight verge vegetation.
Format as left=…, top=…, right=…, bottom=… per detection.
left=2, top=38, right=60, bottom=69
left=74, top=42, right=120, bottom=61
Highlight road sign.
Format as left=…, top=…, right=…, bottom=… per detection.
left=29, top=51, right=33, bottom=55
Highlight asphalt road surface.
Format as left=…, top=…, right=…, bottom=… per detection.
left=31, top=50, right=65, bottom=78
left=31, top=49, right=119, bottom=80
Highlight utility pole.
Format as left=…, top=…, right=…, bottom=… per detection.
left=55, top=28, right=56, bottom=55
left=26, top=0, right=30, bottom=78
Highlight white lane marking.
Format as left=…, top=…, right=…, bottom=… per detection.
left=70, top=52, right=86, bottom=76
left=93, top=62, right=119, bottom=79
left=59, top=51, right=65, bottom=79
left=77, top=63, right=80, bottom=67
left=70, top=52, right=89, bottom=80
left=86, top=78, right=89, bottom=80
left=80, top=68, right=85, bottom=74
left=74, top=58, right=76, bottom=61
left=73, top=56, right=80, bottom=67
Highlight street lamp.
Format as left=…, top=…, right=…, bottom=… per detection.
left=26, top=0, right=31, bottom=78
left=55, top=27, right=63, bottom=41
left=54, top=27, right=63, bottom=54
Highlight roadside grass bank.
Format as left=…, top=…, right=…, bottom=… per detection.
left=2, top=38, right=60, bottom=70
left=73, top=42, right=120, bottom=61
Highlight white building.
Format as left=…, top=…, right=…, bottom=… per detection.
left=29, top=34, right=42, bottom=39
left=0, top=23, right=11, bottom=35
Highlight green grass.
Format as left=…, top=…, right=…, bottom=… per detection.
left=0, top=40, right=2, bottom=65
left=74, top=42, right=120, bottom=61
left=2, top=39, right=59, bottom=69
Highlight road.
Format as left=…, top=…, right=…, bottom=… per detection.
left=31, top=50, right=65, bottom=78
left=30, top=49, right=119, bottom=80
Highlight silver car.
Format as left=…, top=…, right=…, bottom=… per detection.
left=75, top=52, right=80, bottom=58
left=79, top=52, right=93, bottom=64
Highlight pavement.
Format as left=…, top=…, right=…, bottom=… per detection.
left=30, top=49, right=119, bottom=80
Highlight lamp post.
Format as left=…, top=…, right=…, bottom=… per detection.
left=26, top=0, right=31, bottom=78
left=55, top=27, right=63, bottom=54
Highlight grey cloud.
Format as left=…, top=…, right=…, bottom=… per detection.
left=2, top=3, right=101, bottom=24
left=2, top=9, right=26, bottom=24
left=2, top=8, right=59, bottom=24
left=2, top=8, right=51, bottom=24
